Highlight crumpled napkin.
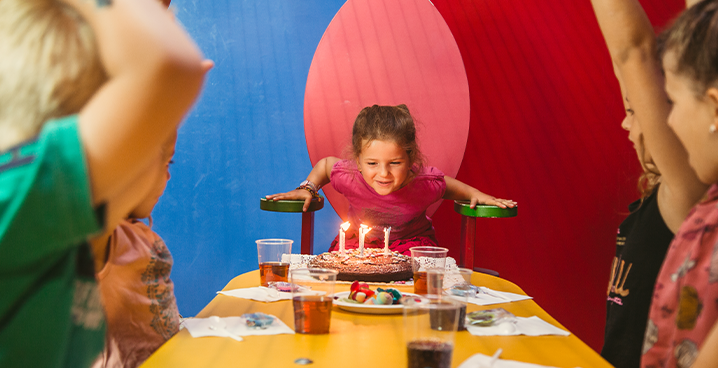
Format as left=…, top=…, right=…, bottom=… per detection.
left=466, top=316, right=570, bottom=336
left=463, top=287, right=533, bottom=306
left=184, top=315, right=294, bottom=340
left=217, top=287, right=291, bottom=302
left=458, top=352, right=563, bottom=368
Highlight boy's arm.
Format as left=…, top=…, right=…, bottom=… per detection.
left=442, top=176, right=516, bottom=209
left=591, top=0, right=708, bottom=232
left=63, top=0, right=205, bottom=215
left=265, top=156, right=340, bottom=212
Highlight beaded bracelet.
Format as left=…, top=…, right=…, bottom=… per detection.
left=297, top=186, right=319, bottom=198
left=297, top=180, right=320, bottom=198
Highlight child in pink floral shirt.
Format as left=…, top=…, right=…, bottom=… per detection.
left=642, top=1, right=718, bottom=366
left=92, top=133, right=180, bottom=368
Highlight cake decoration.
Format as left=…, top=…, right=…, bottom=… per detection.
left=308, top=248, right=412, bottom=282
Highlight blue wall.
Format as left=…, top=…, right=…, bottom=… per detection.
left=152, top=1, right=345, bottom=316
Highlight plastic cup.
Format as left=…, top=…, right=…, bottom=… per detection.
left=448, top=268, right=473, bottom=331
left=290, top=268, right=338, bottom=334
left=403, top=296, right=461, bottom=368
left=410, top=246, right=448, bottom=295
left=256, top=239, right=293, bottom=286
left=426, top=269, right=445, bottom=297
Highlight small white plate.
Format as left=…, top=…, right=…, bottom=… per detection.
left=333, top=291, right=422, bottom=314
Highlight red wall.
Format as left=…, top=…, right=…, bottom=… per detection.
left=431, top=0, right=683, bottom=351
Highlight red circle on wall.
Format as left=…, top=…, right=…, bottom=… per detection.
left=304, top=0, right=470, bottom=219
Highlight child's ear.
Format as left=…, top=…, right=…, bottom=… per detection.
left=707, top=87, right=718, bottom=124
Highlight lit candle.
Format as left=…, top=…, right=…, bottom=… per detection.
left=358, top=224, right=371, bottom=257
left=339, top=222, right=350, bottom=255
left=383, top=227, right=391, bottom=256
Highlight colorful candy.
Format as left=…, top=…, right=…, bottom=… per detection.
left=346, top=281, right=403, bottom=305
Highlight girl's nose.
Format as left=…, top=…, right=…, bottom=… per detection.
left=621, top=115, right=631, bottom=131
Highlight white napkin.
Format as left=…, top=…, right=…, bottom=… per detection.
left=218, top=287, right=291, bottom=302
left=466, top=316, right=570, bottom=336
left=463, top=287, right=532, bottom=306
left=458, top=353, right=563, bottom=368
left=218, top=287, right=325, bottom=302
left=184, top=315, right=294, bottom=340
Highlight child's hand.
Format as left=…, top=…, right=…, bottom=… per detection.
left=265, top=189, right=315, bottom=212
left=469, top=192, right=517, bottom=209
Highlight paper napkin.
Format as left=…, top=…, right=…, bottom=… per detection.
left=458, top=353, right=563, bottom=368
left=218, top=286, right=325, bottom=302
left=466, top=316, right=570, bottom=336
left=464, top=287, right=533, bottom=306
left=184, top=315, right=294, bottom=340
left=218, top=287, right=290, bottom=302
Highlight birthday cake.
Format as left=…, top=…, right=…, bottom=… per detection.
left=308, top=248, right=412, bottom=282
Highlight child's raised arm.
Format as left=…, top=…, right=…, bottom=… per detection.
left=266, top=156, right=340, bottom=212
left=591, top=0, right=708, bottom=232
left=63, top=0, right=205, bottom=220
left=442, top=176, right=516, bottom=209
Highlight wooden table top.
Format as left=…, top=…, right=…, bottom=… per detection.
left=141, top=270, right=610, bottom=368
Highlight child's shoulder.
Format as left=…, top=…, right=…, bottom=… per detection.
left=415, top=165, right=445, bottom=179
left=331, top=159, right=357, bottom=172
left=116, top=219, right=159, bottom=242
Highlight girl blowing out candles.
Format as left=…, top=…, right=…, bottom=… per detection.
left=266, top=104, right=516, bottom=255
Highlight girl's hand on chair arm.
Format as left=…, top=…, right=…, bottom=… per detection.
left=265, top=189, right=315, bottom=212
left=469, top=191, right=517, bottom=209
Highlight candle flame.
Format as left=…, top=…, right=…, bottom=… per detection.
left=340, top=222, right=351, bottom=231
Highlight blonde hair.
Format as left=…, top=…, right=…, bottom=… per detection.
left=0, top=0, right=106, bottom=150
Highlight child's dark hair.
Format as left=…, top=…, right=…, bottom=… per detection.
left=351, top=104, right=425, bottom=170
left=658, top=0, right=718, bottom=95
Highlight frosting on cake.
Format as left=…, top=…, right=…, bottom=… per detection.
left=308, top=248, right=412, bottom=282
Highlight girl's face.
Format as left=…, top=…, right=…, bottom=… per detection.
left=130, top=135, right=176, bottom=219
left=620, top=97, right=652, bottom=167
left=664, top=51, right=718, bottom=184
left=357, top=139, right=411, bottom=195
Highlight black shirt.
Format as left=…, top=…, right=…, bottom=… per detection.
left=601, top=189, right=673, bottom=368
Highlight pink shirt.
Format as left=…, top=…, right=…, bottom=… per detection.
left=642, top=184, right=718, bottom=368
left=329, top=160, right=446, bottom=253
left=95, top=219, right=179, bottom=368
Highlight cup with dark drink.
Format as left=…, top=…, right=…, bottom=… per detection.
left=427, top=269, right=467, bottom=331
left=290, top=268, right=338, bottom=334
left=256, top=239, right=293, bottom=287
left=403, top=295, right=461, bottom=368
left=409, top=246, right=448, bottom=295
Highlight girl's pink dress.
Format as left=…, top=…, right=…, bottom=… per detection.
left=328, top=160, right=446, bottom=255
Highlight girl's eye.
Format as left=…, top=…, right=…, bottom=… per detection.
left=391, top=161, right=402, bottom=165
left=667, top=98, right=674, bottom=106
left=366, top=162, right=376, bottom=166
left=169, top=160, right=175, bottom=165
left=626, top=108, right=635, bottom=116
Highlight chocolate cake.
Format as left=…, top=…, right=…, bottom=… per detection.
left=308, top=248, right=412, bottom=282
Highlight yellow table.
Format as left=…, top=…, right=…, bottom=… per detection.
left=142, top=271, right=610, bottom=367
